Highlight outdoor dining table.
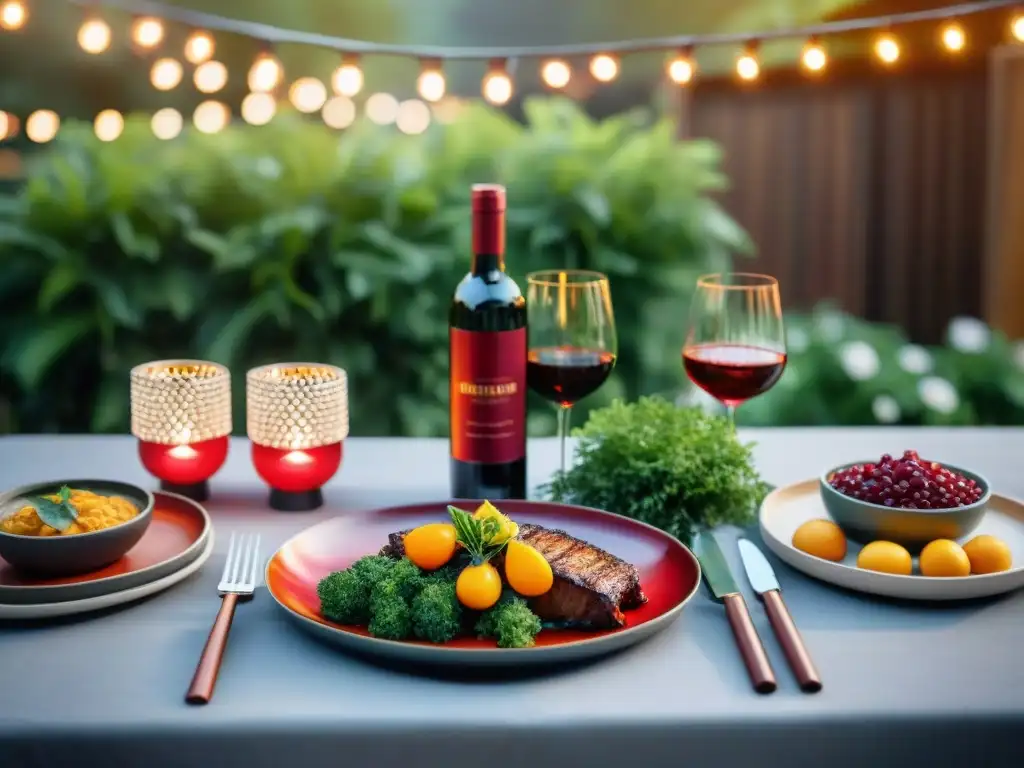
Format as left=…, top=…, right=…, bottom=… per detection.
left=1, top=429, right=1023, bottom=767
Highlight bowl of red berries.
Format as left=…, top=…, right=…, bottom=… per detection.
left=820, top=450, right=990, bottom=552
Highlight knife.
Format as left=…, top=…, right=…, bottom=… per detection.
left=695, top=532, right=776, bottom=694
left=738, top=538, right=823, bottom=694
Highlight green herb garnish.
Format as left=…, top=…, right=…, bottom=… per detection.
left=447, top=505, right=507, bottom=563
left=543, top=397, right=770, bottom=544
left=27, top=485, right=78, bottom=532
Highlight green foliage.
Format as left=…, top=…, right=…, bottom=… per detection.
left=0, top=99, right=746, bottom=436
left=545, top=397, right=770, bottom=544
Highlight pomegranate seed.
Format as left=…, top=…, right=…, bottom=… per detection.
left=828, top=451, right=982, bottom=510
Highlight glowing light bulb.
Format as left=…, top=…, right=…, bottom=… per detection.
left=248, top=53, right=282, bottom=93
left=365, top=92, right=399, bottom=125
left=132, top=17, right=163, bottom=49
left=25, top=110, right=58, bottom=143
left=417, top=67, right=446, bottom=102
left=242, top=92, right=276, bottom=126
left=482, top=69, right=513, bottom=105
left=184, top=30, right=214, bottom=64
left=667, top=54, right=695, bottom=84
left=396, top=99, right=431, bottom=135
left=94, top=109, right=123, bottom=142
left=194, top=60, right=228, bottom=94
left=0, top=112, right=8, bottom=139
left=1014, top=14, right=1024, bottom=42
left=875, top=35, right=901, bottom=64
left=331, top=60, right=363, bottom=96
left=151, top=108, right=183, bottom=140
left=78, top=18, right=111, bottom=54
left=941, top=22, right=966, bottom=52
left=801, top=41, right=827, bottom=72
left=736, top=53, right=759, bottom=81
left=193, top=101, right=229, bottom=134
left=150, top=58, right=183, bottom=91
left=322, top=96, right=356, bottom=129
left=541, top=59, right=571, bottom=89
left=589, top=54, right=619, bottom=82
left=289, top=77, right=327, bottom=113
left=1, top=1, right=27, bottom=31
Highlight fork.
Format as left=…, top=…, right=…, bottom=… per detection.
left=186, top=532, right=261, bottom=705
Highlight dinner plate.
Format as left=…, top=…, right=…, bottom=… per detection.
left=0, top=491, right=212, bottom=605
left=760, top=479, right=1024, bottom=600
left=267, top=499, right=700, bottom=667
left=0, top=529, right=214, bottom=620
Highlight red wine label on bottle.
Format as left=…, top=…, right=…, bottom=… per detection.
left=450, top=327, right=526, bottom=464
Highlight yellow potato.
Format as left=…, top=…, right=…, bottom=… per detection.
left=792, top=519, right=848, bottom=561
left=919, top=539, right=970, bottom=578
left=856, top=541, right=913, bottom=575
left=962, top=535, right=1013, bottom=575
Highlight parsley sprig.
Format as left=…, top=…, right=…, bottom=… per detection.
left=448, top=505, right=507, bottom=564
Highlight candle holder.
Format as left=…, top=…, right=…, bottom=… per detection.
left=130, top=360, right=232, bottom=502
left=246, top=363, right=348, bottom=512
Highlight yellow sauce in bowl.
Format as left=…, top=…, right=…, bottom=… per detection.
left=0, top=489, right=139, bottom=536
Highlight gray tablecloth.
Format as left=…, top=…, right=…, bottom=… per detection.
left=1, top=431, right=1023, bottom=768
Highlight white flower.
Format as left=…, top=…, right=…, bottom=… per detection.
left=815, top=314, right=844, bottom=343
left=872, top=395, right=901, bottom=424
left=897, top=344, right=933, bottom=375
left=948, top=316, right=990, bottom=354
left=839, top=340, right=880, bottom=381
left=917, top=376, right=959, bottom=414
left=787, top=327, right=809, bottom=354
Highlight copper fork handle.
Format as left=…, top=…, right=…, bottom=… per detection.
left=186, top=592, right=239, bottom=705
left=762, top=589, right=822, bottom=693
left=723, top=593, right=777, bottom=694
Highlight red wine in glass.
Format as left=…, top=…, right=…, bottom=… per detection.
left=683, top=344, right=787, bottom=407
left=527, top=347, right=616, bottom=407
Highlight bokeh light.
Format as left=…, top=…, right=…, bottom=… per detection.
left=322, top=96, right=356, bottom=129
left=26, top=110, right=59, bottom=143
left=365, top=92, right=399, bottom=125
left=78, top=19, right=111, bottom=54
left=193, top=101, right=230, bottom=134
left=541, top=59, right=571, bottom=89
left=589, top=54, right=619, bottom=82
left=289, top=77, right=327, bottom=113
left=131, top=17, right=163, bottom=49
left=151, top=108, right=183, bottom=140
left=194, top=60, right=228, bottom=94
left=242, top=92, right=276, bottom=126
left=184, top=30, right=214, bottom=64
left=151, top=58, right=183, bottom=91
left=0, top=0, right=27, bottom=31
left=396, top=99, right=431, bottom=135
left=94, top=109, right=123, bottom=142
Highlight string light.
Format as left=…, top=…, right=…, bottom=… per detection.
left=193, top=100, right=229, bottom=134
left=248, top=51, right=283, bottom=93
left=396, top=99, right=431, bottom=135
left=289, top=77, right=327, bottom=113
left=541, top=59, right=571, bottom=89
left=482, top=59, right=513, bottom=105
left=736, top=43, right=760, bottom=81
left=78, top=17, right=111, bottom=54
left=194, top=60, right=227, bottom=93
left=941, top=21, right=966, bottom=51
left=150, top=58, right=183, bottom=90
left=589, top=54, right=619, bottom=82
left=241, top=92, right=276, bottom=125
left=151, top=107, right=182, bottom=139
left=322, top=96, right=356, bottom=129
left=1011, top=11, right=1024, bottom=41
left=801, top=38, right=828, bottom=72
left=875, top=32, right=901, bottom=64
left=94, top=109, right=123, bottom=142
left=365, top=92, right=399, bottom=125
left=0, top=0, right=26, bottom=31
left=25, top=110, right=58, bottom=143
left=416, top=60, right=446, bottom=102
left=131, top=16, right=163, bottom=49
left=0, top=111, right=8, bottom=140
left=184, top=30, right=214, bottom=63
left=331, top=55, right=363, bottom=97
left=667, top=48, right=696, bottom=84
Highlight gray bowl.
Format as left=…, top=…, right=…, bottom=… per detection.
left=0, top=480, right=154, bottom=577
left=819, top=461, right=990, bottom=553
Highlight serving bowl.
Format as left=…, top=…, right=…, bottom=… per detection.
left=819, top=461, right=990, bottom=552
left=0, top=480, right=154, bottom=577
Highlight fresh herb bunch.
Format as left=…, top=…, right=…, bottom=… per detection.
left=448, top=505, right=510, bottom=563
left=543, top=397, right=770, bottom=544
left=28, top=486, right=78, bottom=531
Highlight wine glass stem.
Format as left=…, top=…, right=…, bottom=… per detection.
left=726, top=405, right=736, bottom=432
left=557, top=405, right=572, bottom=475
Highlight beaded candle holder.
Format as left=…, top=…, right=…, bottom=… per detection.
left=130, top=360, right=232, bottom=502
left=246, top=363, right=348, bottom=512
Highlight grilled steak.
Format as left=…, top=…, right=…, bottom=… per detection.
left=379, top=523, right=646, bottom=630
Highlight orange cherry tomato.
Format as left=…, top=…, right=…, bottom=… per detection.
left=504, top=540, right=554, bottom=597
left=456, top=562, right=502, bottom=610
left=403, top=523, right=458, bottom=571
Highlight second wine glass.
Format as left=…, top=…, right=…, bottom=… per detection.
left=526, top=270, right=617, bottom=475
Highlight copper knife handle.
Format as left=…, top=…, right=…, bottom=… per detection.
left=762, top=589, right=822, bottom=693
left=723, top=593, right=777, bottom=694
left=186, top=592, right=239, bottom=705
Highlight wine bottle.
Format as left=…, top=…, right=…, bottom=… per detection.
left=449, top=184, right=527, bottom=500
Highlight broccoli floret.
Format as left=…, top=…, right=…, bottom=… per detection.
left=475, top=595, right=542, bottom=648
left=367, top=593, right=412, bottom=640
left=317, top=569, right=371, bottom=624
left=410, top=581, right=462, bottom=643
left=350, top=555, right=395, bottom=588
left=389, top=558, right=426, bottom=600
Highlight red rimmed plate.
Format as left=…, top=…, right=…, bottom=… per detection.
left=0, top=491, right=211, bottom=606
left=267, top=499, right=701, bottom=667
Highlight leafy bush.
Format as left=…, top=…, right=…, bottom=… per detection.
left=0, top=98, right=750, bottom=436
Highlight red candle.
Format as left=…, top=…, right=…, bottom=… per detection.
left=139, top=436, right=230, bottom=487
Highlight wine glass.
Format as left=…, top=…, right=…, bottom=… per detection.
left=683, top=273, right=786, bottom=428
left=527, top=270, right=617, bottom=475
